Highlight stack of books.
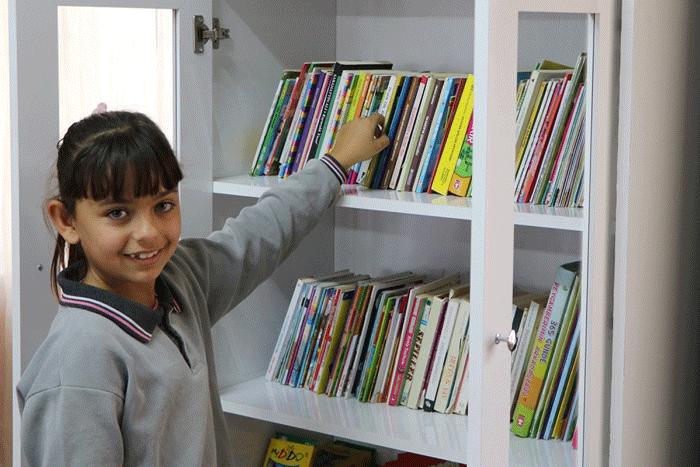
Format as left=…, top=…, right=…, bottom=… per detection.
left=265, top=260, right=581, bottom=440
left=514, top=54, right=587, bottom=208
left=510, top=261, right=581, bottom=441
left=250, top=60, right=477, bottom=196
left=265, top=270, right=476, bottom=414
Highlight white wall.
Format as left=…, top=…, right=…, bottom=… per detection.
left=1, top=0, right=12, bottom=463
left=612, top=0, right=700, bottom=465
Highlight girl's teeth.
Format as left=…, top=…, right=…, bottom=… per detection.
left=131, top=251, right=157, bottom=259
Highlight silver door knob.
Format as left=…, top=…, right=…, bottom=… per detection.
left=494, top=330, right=517, bottom=351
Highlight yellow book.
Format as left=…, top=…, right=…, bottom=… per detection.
left=263, top=438, right=315, bottom=467
left=515, top=80, right=547, bottom=178
left=430, top=74, right=474, bottom=195
left=345, top=72, right=368, bottom=124
left=311, top=286, right=356, bottom=394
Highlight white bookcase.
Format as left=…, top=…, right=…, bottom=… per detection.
left=7, top=0, right=620, bottom=466
left=208, top=1, right=618, bottom=466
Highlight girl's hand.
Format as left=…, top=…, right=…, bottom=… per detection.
left=328, top=113, right=390, bottom=169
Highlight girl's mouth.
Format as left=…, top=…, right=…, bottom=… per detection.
left=125, top=249, right=161, bottom=261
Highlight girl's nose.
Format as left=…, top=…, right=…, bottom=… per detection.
left=133, top=213, right=159, bottom=241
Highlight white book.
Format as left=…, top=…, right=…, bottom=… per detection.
left=402, top=285, right=452, bottom=409
left=432, top=287, right=471, bottom=414
left=422, top=292, right=459, bottom=412
left=265, top=275, right=315, bottom=381
left=405, top=283, right=468, bottom=409
left=451, top=302, right=471, bottom=415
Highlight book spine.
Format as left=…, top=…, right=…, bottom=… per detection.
left=313, top=288, right=355, bottom=394
left=510, top=301, right=542, bottom=414
left=380, top=76, right=420, bottom=189
left=422, top=299, right=451, bottom=412
left=307, top=288, right=342, bottom=390
left=279, top=71, right=319, bottom=177
left=293, top=70, right=330, bottom=173
left=426, top=77, right=467, bottom=192
left=387, top=296, right=424, bottom=406
left=319, top=72, right=355, bottom=158
left=430, top=74, right=474, bottom=195
left=282, top=286, right=316, bottom=384
left=266, top=278, right=308, bottom=381
left=511, top=263, right=579, bottom=437
left=389, top=75, right=428, bottom=190
left=371, top=75, right=412, bottom=188
left=447, top=113, right=474, bottom=196
left=326, top=285, right=366, bottom=396
left=519, top=79, right=565, bottom=202
left=252, top=75, right=287, bottom=175
left=404, top=78, right=443, bottom=191
left=431, top=298, right=463, bottom=413
left=372, top=295, right=407, bottom=403
left=514, top=80, right=555, bottom=199
left=415, top=77, right=455, bottom=192
left=452, top=332, right=471, bottom=415
left=356, top=75, right=398, bottom=185
left=308, top=70, right=340, bottom=162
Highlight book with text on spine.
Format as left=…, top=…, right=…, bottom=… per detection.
left=511, top=261, right=580, bottom=437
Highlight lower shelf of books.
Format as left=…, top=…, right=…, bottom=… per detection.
left=219, top=377, right=576, bottom=466
left=219, top=376, right=469, bottom=463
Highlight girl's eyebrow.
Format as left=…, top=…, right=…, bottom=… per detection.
left=96, top=188, right=179, bottom=206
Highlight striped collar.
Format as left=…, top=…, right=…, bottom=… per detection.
left=57, top=263, right=181, bottom=343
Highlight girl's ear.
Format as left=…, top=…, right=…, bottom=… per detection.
left=47, top=199, right=80, bottom=245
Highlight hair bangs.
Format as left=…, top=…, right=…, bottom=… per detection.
left=70, top=126, right=183, bottom=202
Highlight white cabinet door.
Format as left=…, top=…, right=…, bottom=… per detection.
left=10, top=0, right=211, bottom=464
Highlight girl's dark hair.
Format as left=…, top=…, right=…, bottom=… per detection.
left=49, top=110, right=183, bottom=299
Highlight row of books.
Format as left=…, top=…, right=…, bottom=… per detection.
left=251, top=55, right=587, bottom=206
left=250, top=60, right=393, bottom=180
left=514, top=54, right=587, bottom=208
left=250, top=59, right=477, bottom=196
left=265, top=271, right=475, bottom=415
left=510, top=261, right=581, bottom=442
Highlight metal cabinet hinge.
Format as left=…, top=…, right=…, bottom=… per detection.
left=194, top=16, right=230, bottom=53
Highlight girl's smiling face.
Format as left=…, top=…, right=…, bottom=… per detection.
left=58, top=185, right=181, bottom=306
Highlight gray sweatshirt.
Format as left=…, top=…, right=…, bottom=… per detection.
left=17, top=156, right=347, bottom=467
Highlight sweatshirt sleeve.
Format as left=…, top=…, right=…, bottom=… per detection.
left=175, top=155, right=348, bottom=325
left=19, top=386, right=124, bottom=466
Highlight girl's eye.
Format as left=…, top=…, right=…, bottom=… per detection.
left=156, top=201, right=174, bottom=213
left=107, top=209, right=127, bottom=220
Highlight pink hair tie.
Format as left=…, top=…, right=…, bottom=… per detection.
left=91, top=102, right=108, bottom=114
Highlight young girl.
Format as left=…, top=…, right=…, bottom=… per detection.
left=17, top=110, right=389, bottom=466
